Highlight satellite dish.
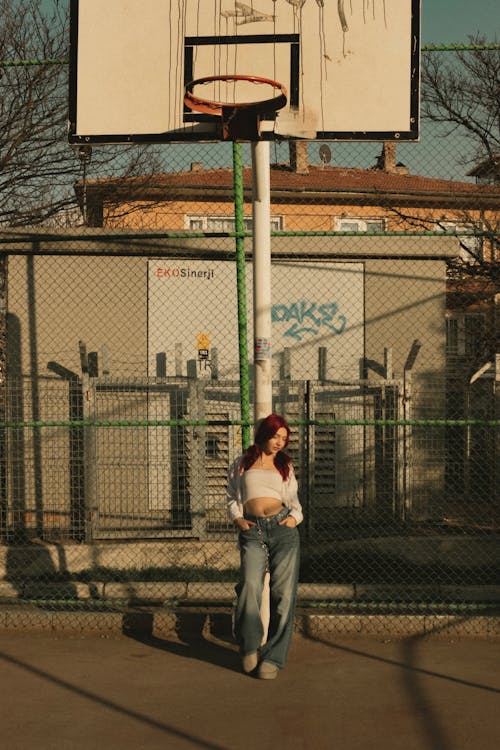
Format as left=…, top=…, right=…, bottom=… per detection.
left=319, top=144, right=332, bottom=165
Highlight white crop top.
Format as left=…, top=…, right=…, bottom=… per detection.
left=241, top=469, right=283, bottom=503
left=226, top=456, right=303, bottom=525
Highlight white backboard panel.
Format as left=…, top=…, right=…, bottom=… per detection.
left=69, top=0, right=420, bottom=143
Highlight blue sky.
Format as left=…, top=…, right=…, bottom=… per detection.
left=421, top=0, right=499, bottom=44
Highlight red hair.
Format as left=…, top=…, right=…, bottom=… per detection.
left=240, top=414, right=291, bottom=480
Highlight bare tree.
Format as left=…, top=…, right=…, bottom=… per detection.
left=424, top=38, right=500, bottom=368
left=389, top=38, right=500, bottom=284
left=421, top=35, right=500, bottom=170
left=376, top=39, right=500, bottom=371
left=0, top=0, right=163, bottom=227
left=0, top=1, right=74, bottom=225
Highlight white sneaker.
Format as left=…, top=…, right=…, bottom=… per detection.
left=242, top=652, right=258, bottom=674
left=257, top=661, right=279, bottom=680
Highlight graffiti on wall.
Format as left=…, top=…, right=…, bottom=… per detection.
left=272, top=300, right=347, bottom=341
left=148, top=260, right=363, bottom=379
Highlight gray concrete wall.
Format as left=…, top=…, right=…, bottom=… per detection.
left=4, top=231, right=458, bottom=536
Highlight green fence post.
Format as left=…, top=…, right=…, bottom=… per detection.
left=233, top=142, right=251, bottom=450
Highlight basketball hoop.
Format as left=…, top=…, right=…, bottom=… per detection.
left=184, top=74, right=287, bottom=141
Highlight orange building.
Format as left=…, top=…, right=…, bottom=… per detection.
left=81, top=142, right=499, bottom=379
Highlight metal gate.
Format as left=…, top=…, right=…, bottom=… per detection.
left=85, top=377, right=405, bottom=540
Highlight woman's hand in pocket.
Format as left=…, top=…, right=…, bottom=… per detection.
left=234, top=518, right=256, bottom=532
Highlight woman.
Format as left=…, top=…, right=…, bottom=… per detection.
left=227, top=413, right=302, bottom=680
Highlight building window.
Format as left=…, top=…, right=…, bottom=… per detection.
left=464, top=314, right=485, bottom=358
left=446, top=317, right=459, bottom=356
left=437, top=221, right=483, bottom=263
left=476, top=174, right=499, bottom=186
left=185, top=214, right=284, bottom=232
left=446, top=313, right=486, bottom=358
left=334, top=217, right=385, bottom=233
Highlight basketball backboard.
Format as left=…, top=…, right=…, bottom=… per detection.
left=68, top=0, right=420, bottom=144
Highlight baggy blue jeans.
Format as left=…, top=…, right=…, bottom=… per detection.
left=234, top=506, right=300, bottom=669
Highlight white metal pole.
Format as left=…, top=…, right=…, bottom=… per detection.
left=251, top=140, right=273, bottom=421
left=251, top=140, right=273, bottom=640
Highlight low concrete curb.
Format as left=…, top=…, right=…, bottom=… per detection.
left=297, top=613, right=500, bottom=639
left=2, top=581, right=500, bottom=604
left=0, top=580, right=500, bottom=608
left=1, top=603, right=499, bottom=639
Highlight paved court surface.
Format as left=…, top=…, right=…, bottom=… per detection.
left=1, top=628, right=499, bottom=750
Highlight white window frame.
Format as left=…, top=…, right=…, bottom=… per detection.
left=437, top=221, right=483, bottom=263
left=185, top=214, right=284, bottom=232
left=446, top=312, right=486, bottom=357
left=334, top=217, right=386, bottom=233
left=445, top=316, right=459, bottom=356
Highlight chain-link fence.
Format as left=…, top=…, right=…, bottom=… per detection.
left=0, top=38, right=499, bottom=635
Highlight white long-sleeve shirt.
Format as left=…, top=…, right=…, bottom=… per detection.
left=226, top=456, right=303, bottom=525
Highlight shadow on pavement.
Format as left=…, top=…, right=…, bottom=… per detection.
left=122, top=609, right=240, bottom=673
left=305, top=617, right=500, bottom=750
left=0, top=649, right=228, bottom=750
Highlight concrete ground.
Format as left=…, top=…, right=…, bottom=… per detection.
left=1, top=627, right=499, bottom=750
